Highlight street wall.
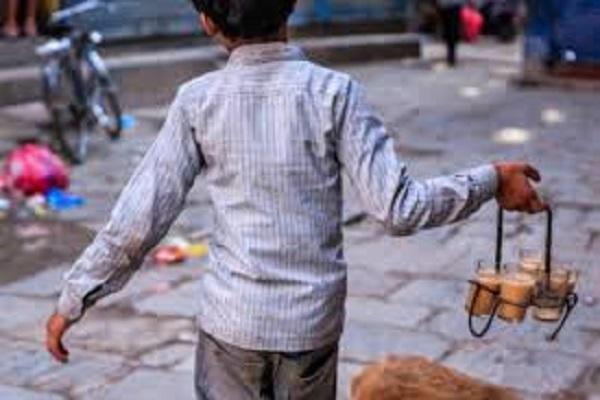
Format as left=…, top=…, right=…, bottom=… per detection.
left=62, top=0, right=409, bottom=39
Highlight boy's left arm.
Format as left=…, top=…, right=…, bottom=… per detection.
left=336, top=79, right=543, bottom=236
left=47, top=92, right=203, bottom=362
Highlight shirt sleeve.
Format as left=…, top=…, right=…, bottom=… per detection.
left=336, top=79, right=498, bottom=236
left=56, top=91, right=204, bottom=322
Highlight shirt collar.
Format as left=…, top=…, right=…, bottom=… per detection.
left=227, top=42, right=306, bottom=68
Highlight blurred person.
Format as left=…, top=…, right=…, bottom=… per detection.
left=2, top=0, right=40, bottom=38
left=314, top=0, right=331, bottom=22
left=480, top=0, right=522, bottom=42
left=438, top=0, right=466, bottom=66
left=45, top=0, right=546, bottom=398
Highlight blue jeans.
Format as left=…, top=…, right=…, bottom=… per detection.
left=194, top=329, right=338, bottom=400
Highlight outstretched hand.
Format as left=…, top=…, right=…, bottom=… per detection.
left=494, top=162, right=547, bottom=214
left=46, top=313, right=71, bottom=363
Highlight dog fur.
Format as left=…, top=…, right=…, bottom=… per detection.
left=351, top=356, right=520, bottom=400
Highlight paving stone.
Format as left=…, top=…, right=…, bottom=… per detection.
left=388, top=279, right=466, bottom=310
left=343, top=222, right=381, bottom=245
left=0, top=338, right=130, bottom=393
left=347, top=266, right=403, bottom=299
left=0, top=266, right=67, bottom=298
left=426, top=307, right=598, bottom=359
left=172, top=205, right=214, bottom=235
left=0, top=384, right=63, bottom=400
left=345, top=232, right=472, bottom=277
left=580, top=365, right=600, bottom=395
left=570, top=302, right=600, bottom=331
left=591, top=342, right=600, bottom=361
left=100, top=369, right=194, bottom=400
left=584, top=212, right=600, bottom=232
left=337, top=362, right=364, bottom=400
left=445, top=343, right=587, bottom=395
left=176, top=329, right=199, bottom=344
left=172, top=353, right=196, bottom=373
left=516, top=391, right=545, bottom=400
left=501, top=319, right=598, bottom=360
left=425, top=308, right=488, bottom=341
left=340, top=322, right=451, bottom=364
left=0, top=346, right=58, bottom=387
left=139, top=343, right=195, bottom=368
left=133, top=281, right=200, bottom=318
left=0, top=296, right=55, bottom=341
left=345, top=296, right=431, bottom=329
left=67, top=314, right=194, bottom=356
left=31, top=356, right=131, bottom=398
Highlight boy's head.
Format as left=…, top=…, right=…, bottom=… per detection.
left=191, top=0, right=296, bottom=44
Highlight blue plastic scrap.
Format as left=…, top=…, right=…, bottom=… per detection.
left=46, top=188, right=86, bottom=211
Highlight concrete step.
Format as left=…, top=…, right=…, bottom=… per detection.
left=0, top=33, right=421, bottom=108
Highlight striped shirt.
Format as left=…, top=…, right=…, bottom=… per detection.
left=57, top=42, right=498, bottom=352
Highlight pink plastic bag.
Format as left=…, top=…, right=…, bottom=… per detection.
left=462, top=6, right=484, bottom=43
left=3, top=143, right=69, bottom=196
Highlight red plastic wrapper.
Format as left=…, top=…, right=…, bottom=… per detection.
left=462, top=6, right=484, bottom=43
left=153, top=245, right=187, bottom=265
left=0, top=174, right=8, bottom=192
left=3, top=143, right=69, bottom=196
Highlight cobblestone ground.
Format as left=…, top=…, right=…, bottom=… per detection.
left=1, top=41, right=599, bottom=399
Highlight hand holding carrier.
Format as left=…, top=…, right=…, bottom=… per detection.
left=465, top=207, right=579, bottom=341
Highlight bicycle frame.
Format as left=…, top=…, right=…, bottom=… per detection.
left=36, top=0, right=122, bottom=163
left=40, top=28, right=116, bottom=126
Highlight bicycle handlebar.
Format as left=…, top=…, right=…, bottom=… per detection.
left=50, top=0, right=112, bottom=24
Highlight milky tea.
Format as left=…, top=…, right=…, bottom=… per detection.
left=498, top=272, right=536, bottom=323
left=533, top=268, right=571, bottom=322
left=465, top=269, right=502, bottom=316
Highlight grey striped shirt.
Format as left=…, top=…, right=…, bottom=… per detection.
left=57, top=42, right=498, bottom=352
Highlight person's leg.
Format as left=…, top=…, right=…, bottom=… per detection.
left=440, top=7, right=453, bottom=66
left=24, top=0, right=39, bottom=37
left=2, top=0, right=20, bottom=37
left=272, top=342, right=339, bottom=400
left=442, top=5, right=461, bottom=66
left=448, top=5, right=461, bottom=66
left=195, top=329, right=272, bottom=400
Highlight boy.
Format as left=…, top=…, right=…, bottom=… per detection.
left=46, top=0, right=545, bottom=399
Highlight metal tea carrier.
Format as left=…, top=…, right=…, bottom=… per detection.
left=466, top=207, right=579, bottom=341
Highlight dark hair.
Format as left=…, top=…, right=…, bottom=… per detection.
left=191, top=0, right=296, bottom=39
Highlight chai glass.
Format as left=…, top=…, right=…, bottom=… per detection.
left=465, top=261, right=503, bottom=316
left=533, top=265, right=572, bottom=322
left=567, top=269, right=580, bottom=294
left=498, top=271, right=536, bottom=323
left=518, top=248, right=544, bottom=282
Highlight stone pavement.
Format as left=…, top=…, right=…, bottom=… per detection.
left=0, top=40, right=599, bottom=399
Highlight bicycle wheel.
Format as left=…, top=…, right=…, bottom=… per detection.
left=42, top=61, right=90, bottom=164
left=90, top=81, right=122, bottom=140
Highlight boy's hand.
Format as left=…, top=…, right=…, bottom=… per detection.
left=46, top=313, right=71, bottom=363
left=494, top=162, right=546, bottom=213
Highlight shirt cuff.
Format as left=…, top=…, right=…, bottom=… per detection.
left=57, top=287, right=85, bottom=322
left=469, top=164, right=499, bottom=203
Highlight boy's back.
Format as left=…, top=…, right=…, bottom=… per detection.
left=188, top=43, right=352, bottom=351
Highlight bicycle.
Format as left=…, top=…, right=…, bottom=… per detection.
left=36, top=0, right=122, bottom=164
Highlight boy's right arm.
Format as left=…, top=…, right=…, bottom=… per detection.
left=336, top=79, right=544, bottom=236
left=47, top=91, right=204, bottom=362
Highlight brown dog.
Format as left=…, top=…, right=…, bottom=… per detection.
left=351, top=356, right=520, bottom=400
